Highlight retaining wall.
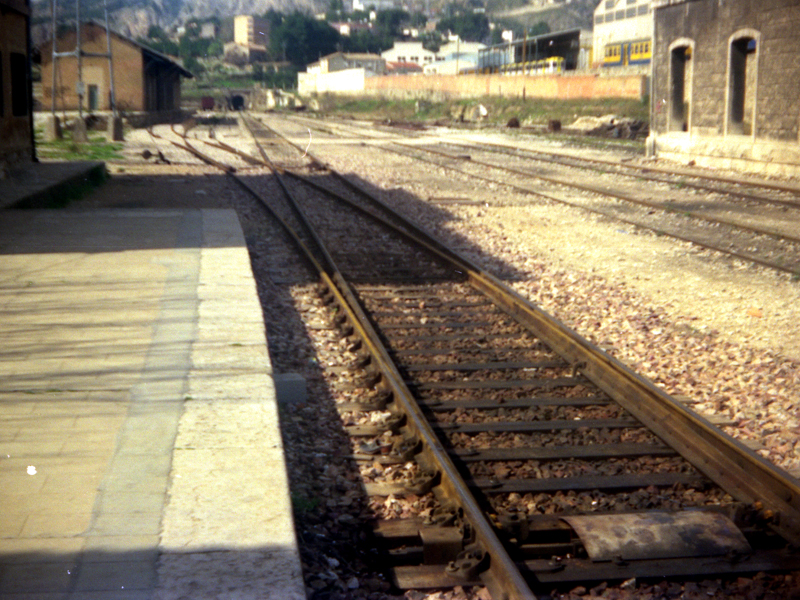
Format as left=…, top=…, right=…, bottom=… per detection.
left=298, top=69, right=648, bottom=101
left=364, top=73, right=648, bottom=101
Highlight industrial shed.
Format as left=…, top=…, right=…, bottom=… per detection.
left=40, top=22, right=193, bottom=115
left=0, top=0, right=34, bottom=166
left=649, top=0, right=800, bottom=176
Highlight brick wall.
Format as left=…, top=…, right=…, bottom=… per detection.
left=40, top=24, right=145, bottom=112
left=361, top=72, right=647, bottom=100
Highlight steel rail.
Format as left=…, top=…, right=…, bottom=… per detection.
left=240, top=113, right=797, bottom=277
left=374, top=143, right=800, bottom=278
left=285, top=112, right=800, bottom=205
left=393, top=141, right=800, bottom=246
left=193, top=116, right=539, bottom=600
left=465, top=138, right=800, bottom=199
left=292, top=112, right=800, bottom=200
left=277, top=114, right=800, bottom=276
left=245, top=115, right=800, bottom=548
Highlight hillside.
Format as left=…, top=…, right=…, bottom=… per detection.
left=31, top=0, right=325, bottom=40
left=489, top=0, right=598, bottom=32
left=31, top=0, right=597, bottom=47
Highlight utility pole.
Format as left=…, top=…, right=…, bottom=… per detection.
left=50, top=0, right=120, bottom=141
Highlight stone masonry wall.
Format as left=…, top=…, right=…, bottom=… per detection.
left=653, top=0, right=800, bottom=142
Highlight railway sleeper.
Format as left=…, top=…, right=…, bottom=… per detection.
left=373, top=508, right=798, bottom=591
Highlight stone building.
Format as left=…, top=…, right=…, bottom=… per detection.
left=649, top=0, right=800, bottom=176
left=0, top=0, right=34, bottom=166
left=40, top=22, right=193, bottom=114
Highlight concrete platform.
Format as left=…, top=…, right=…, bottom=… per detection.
left=0, top=161, right=106, bottom=209
left=0, top=209, right=305, bottom=599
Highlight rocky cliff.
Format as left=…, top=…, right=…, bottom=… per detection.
left=33, top=0, right=325, bottom=40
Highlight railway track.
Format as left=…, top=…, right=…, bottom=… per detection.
left=169, top=114, right=800, bottom=599
left=276, top=112, right=800, bottom=278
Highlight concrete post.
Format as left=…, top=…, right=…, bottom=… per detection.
left=107, top=116, right=124, bottom=141
left=44, top=115, right=63, bottom=141
left=73, top=118, right=89, bottom=143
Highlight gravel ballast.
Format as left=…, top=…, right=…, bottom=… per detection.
left=75, top=118, right=800, bottom=600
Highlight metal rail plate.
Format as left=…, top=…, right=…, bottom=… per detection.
left=563, top=511, right=751, bottom=561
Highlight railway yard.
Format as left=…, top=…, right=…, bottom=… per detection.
left=58, top=112, right=800, bottom=600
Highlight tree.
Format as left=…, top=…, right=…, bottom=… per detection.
left=375, top=9, right=410, bottom=38
left=184, top=55, right=204, bottom=75
left=410, top=12, right=427, bottom=28
left=529, top=21, right=550, bottom=36
left=436, top=12, right=489, bottom=42
left=326, top=0, right=345, bottom=22
left=343, top=29, right=391, bottom=54
left=269, top=12, right=341, bottom=67
left=207, top=40, right=223, bottom=57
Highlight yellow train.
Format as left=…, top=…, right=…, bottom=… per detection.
left=603, top=39, right=651, bottom=67
left=500, top=56, right=565, bottom=75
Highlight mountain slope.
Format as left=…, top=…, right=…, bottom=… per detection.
left=33, top=0, right=325, bottom=40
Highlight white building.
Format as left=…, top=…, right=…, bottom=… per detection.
left=310, top=51, right=386, bottom=75
left=423, top=54, right=478, bottom=75
left=439, top=39, right=485, bottom=57
left=199, top=22, right=217, bottom=39
left=381, top=39, right=485, bottom=70
left=381, top=41, right=438, bottom=68
left=592, top=0, right=653, bottom=68
left=299, top=52, right=385, bottom=95
left=352, top=0, right=396, bottom=11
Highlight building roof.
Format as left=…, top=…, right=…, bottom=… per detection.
left=78, top=20, right=194, bottom=78
left=321, top=51, right=384, bottom=61
left=386, top=61, right=423, bottom=72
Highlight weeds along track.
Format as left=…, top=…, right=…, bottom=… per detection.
left=174, top=113, right=800, bottom=599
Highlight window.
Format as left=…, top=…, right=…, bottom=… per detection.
left=605, top=0, right=614, bottom=8
left=595, top=14, right=604, bottom=24
left=728, top=35, right=757, bottom=135
left=88, top=84, right=99, bottom=111
left=10, top=52, right=28, bottom=117
left=606, top=12, right=615, bottom=21
left=637, top=4, right=648, bottom=14
left=626, top=7, right=636, bottom=17
left=616, top=9, right=625, bottom=19
left=669, top=43, right=692, bottom=132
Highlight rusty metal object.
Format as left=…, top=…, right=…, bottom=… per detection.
left=563, top=511, right=751, bottom=562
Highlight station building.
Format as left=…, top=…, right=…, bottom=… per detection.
left=592, top=0, right=653, bottom=69
left=0, top=0, right=34, bottom=167
left=649, top=0, right=800, bottom=176
left=477, top=29, right=591, bottom=73
left=40, top=22, right=193, bottom=115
